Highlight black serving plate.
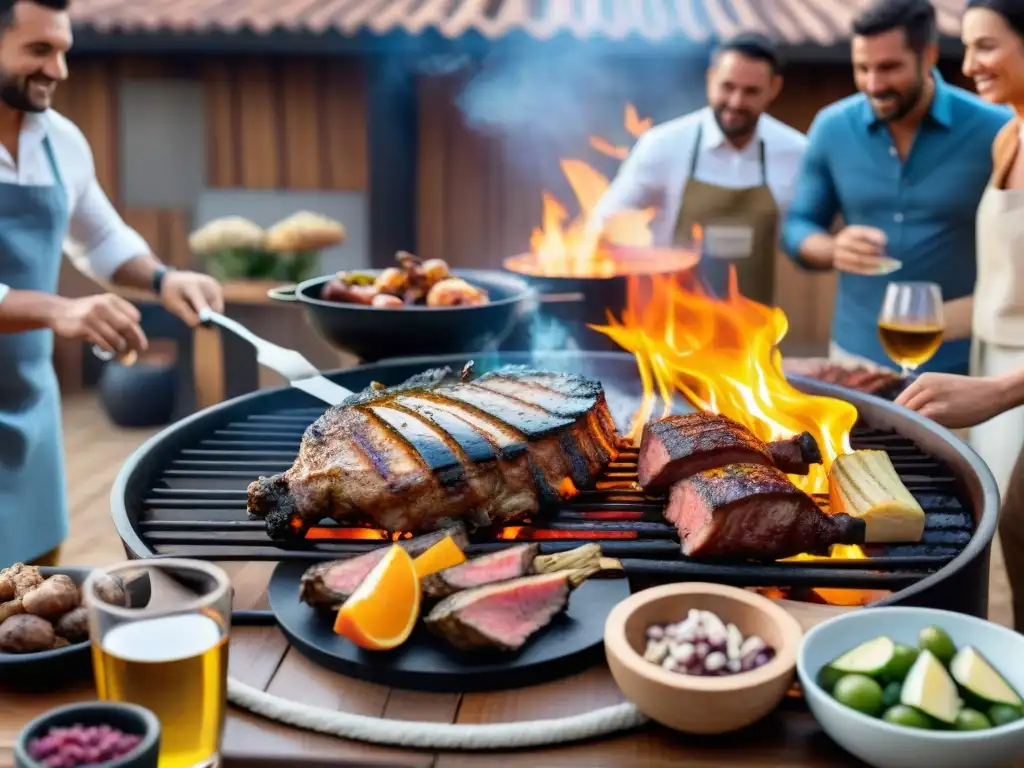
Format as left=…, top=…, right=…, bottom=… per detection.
left=268, top=559, right=632, bottom=693
left=0, top=566, right=96, bottom=691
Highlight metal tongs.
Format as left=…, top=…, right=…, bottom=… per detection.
left=196, top=308, right=353, bottom=405
left=94, top=308, right=353, bottom=407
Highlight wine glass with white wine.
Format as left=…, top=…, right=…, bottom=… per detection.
left=877, top=281, right=945, bottom=378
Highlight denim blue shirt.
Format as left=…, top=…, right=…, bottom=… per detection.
left=781, top=72, right=1011, bottom=373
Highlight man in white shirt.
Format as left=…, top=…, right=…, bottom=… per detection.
left=0, top=0, right=225, bottom=568
left=592, top=33, right=808, bottom=305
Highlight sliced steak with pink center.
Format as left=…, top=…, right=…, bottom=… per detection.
left=665, top=463, right=864, bottom=560
left=421, top=543, right=539, bottom=600
left=424, top=571, right=572, bottom=652
left=637, top=413, right=822, bottom=490
left=300, top=525, right=468, bottom=608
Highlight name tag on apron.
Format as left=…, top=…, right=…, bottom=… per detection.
left=702, top=223, right=755, bottom=260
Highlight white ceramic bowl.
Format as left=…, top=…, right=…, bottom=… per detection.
left=798, top=606, right=1024, bottom=768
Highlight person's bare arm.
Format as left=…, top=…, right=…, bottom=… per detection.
left=0, top=288, right=67, bottom=333
left=996, top=364, right=1024, bottom=411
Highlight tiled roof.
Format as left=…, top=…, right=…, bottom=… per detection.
left=71, top=0, right=966, bottom=45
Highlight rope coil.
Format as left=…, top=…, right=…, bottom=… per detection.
left=227, top=676, right=649, bottom=750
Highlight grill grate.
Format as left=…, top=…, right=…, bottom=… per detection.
left=132, top=406, right=975, bottom=591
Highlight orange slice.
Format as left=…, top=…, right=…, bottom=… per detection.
left=413, top=534, right=466, bottom=578
left=333, top=545, right=420, bottom=651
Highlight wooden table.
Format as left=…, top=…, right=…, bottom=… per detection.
left=1, top=562, right=880, bottom=768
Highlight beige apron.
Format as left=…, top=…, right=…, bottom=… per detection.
left=672, top=125, right=779, bottom=306
left=968, top=182, right=1024, bottom=499
left=970, top=180, right=1024, bottom=631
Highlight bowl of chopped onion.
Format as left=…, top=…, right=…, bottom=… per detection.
left=604, top=582, right=804, bottom=734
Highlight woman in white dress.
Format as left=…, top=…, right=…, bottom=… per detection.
left=897, top=0, right=1024, bottom=630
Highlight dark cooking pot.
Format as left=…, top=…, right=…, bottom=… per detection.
left=502, top=247, right=702, bottom=352
left=267, top=269, right=537, bottom=362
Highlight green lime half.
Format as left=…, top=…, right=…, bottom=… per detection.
left=954, top=708, right=992, bottom=731
left=882, top=705, right=933, bottom=729
left=833, top=674, right=885, bottom=717
left=919, top=626, right=957, bottom=665
left=884, top=644, right=920, bottom=682
left=817, top=665, right=845, bottom=693
left=831, top=636, right=895, bottom=677
left=988, top=704, right=1023, bottom=727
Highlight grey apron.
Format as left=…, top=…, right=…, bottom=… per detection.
left=0, top=136, right=71, bottom=567
left=672, top=124, right=780, bottom=305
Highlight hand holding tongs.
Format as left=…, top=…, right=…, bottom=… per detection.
left=90, top=308, right=352, bottom=406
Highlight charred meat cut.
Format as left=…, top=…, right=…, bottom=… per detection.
left=300, top=526, right=468, bottom=609
left=421, top=543, right=539, bottom=600
left=637, top=413, right=822, bottom=490
left=247, top=365, right=619, bottom=539
left=424, top=571, right=573, bottom=652
left=665, top=463, right=865, bottom=560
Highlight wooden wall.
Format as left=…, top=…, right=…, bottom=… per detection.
left=416, top=59, right=974, bottom=355
left=52, top=55, right=368, bottom=270
left=51, top=55, right=369, bottom=393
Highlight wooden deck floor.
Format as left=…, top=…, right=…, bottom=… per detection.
left=56, top=393, right=1014, bottom=627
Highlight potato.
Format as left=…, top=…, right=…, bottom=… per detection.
left=22, top=575, right=80, bottom=619
left=55, top=606, right=89, bottom=644
left=0, top=563, right=43, bottom=598
left=0, top=577, right=13, bottom=603
left=52, top=636, right=70, bottom=649
left=0, top=597, right=25, bottom=623
left=0, top=614, right=55, bottom=653
left=91, top=573, right=128, bottom=607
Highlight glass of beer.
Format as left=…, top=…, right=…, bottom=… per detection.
left=83, top=559, right=231, bottom=768
left=877, top=281, right=945, bottom=377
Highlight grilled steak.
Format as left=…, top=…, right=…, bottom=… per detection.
left=300, top=526, right=469, bottom=609
left=422, top=543, right=539, bottom=600
left=247, top=364, right=620, bottom=539
left=424, top=571, right=572, bottom=652
left=665, top=463, right=865, bottom=560
left=637, top=413, right=822, bottom=489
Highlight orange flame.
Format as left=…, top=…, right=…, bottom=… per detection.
left=589, top=270, right=859, bottom=496
left=516, top=103, right=867, bottom=562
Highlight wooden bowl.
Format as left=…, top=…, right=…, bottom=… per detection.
left=604, top=582, right=804, bottom=734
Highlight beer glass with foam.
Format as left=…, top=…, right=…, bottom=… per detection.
left=83, top=559, right=231, bottom=768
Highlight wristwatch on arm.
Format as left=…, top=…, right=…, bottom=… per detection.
left=152, top=265, right=173, bottom=295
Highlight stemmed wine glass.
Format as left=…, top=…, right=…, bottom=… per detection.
left=877, top=282, right=945, bottom=378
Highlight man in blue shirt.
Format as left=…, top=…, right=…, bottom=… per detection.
left=781, top=0, right=1010, bottom=374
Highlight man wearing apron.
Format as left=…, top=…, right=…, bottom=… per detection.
left=780, top=0, right=1010, bottom=374
left=591, top=33, right=807, bottom=304
left=0, top=0, right=225, bottom=568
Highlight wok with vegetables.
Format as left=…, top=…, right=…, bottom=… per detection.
left=266, top=260, right=536, bottom=362
left=321, top=252, right=490, bottom=309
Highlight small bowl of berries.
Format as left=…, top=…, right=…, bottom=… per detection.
left=604, top=582, right=804, bottom=735
left=14, top=701, right=160, bottom=768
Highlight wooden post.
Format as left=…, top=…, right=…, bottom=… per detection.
left=366, top=56, right=418, bottom=268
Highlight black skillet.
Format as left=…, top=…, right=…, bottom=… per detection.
left=266, top=269, right=538, bottom=363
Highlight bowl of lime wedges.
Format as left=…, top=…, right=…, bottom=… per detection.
left=797, top=607, right=1024, bottom=768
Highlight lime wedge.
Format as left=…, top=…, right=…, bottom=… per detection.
left=901, top=649, right=961, bottom=725
left=831, top=636, right=896, bottom=677
left=950, top=647, right=1023, bottom=708
left=872, top=257, right=903, bottom=275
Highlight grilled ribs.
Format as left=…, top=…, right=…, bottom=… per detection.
left=247, top=364, right=620, bottom=539
left=665, top=463, right=865, bottom=560
left=637, top=413, right=822, bottom=489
